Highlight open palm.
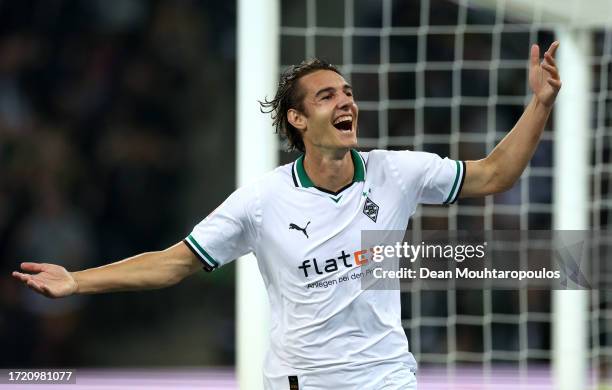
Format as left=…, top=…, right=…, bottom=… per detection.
left=12, top=262, right=77, bottom=298
left=529, top=41, right=562, bottom=107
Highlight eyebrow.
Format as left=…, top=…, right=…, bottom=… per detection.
left=314, top=84, right=353, bottom=98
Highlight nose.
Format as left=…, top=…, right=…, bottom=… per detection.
left=337, top=93, right=353, bottom=111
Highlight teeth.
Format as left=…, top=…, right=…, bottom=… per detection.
left=333, top=115, right=352, bottom=125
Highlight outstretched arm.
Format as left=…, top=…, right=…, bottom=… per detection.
left=460, top=41, right=562, bottom=197
left=11, top=241, right=202, bottom=298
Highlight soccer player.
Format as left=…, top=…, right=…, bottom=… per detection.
left=12, top=42, right=561, bottom=389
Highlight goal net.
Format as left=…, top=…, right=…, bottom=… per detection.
left=275, top=0, right=612, bottom=388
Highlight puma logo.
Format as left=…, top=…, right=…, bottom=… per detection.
left=289, top=221, right=310, bottom=238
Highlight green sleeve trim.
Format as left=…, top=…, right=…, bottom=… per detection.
left=186, top=234, right=219, bottom=268
left=444, top=160, right=462, bottom=204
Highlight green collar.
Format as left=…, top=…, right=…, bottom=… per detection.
left=292, top=149, right=366, bottom=188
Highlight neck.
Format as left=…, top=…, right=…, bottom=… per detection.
left=303, top=147, right=354, bottom=193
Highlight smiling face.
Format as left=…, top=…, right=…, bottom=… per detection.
left=287, top=70, right=358, bottom=155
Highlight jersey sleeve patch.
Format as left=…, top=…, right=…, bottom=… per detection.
left=184, top=234, right=219, bottom=272
left=443, top=160, right=466, bottom=204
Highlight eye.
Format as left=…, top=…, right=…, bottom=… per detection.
left=346, top=91, right=353, bottom=97
left=321, top=95, right=332, bottom=100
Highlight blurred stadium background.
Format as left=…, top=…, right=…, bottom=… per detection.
left=1, top=0, right=611, bottom=389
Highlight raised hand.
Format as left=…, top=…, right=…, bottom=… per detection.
left=12, top=262, right=78, bottom=298
left=529, top=41, right=562, bottom=108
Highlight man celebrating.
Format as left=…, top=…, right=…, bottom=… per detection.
left=13, top=42, right=561, bottom=389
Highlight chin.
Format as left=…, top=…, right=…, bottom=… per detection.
left=345, top=132, right=358, bottom=147
left=341, top=139, right=358, bottom=149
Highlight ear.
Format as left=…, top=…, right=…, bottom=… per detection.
left=287, top=108, right=307, bottom=131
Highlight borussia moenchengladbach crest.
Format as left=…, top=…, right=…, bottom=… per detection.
left=363, top=197, right=379, bottom=222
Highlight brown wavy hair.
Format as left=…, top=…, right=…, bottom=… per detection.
left=259, top=58, right=342, bottom=152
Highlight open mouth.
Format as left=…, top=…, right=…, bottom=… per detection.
left=333, top=115, right=353, bottom=131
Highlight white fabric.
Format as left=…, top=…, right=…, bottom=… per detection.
left=186, top=149, right=463, bottom=389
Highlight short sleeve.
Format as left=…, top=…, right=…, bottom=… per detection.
left=184, top=184, right=260, bottom=272
left=389, top=150, right=466, bottom=205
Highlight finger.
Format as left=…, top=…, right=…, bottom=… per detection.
left=40, top=285, right=54, bottom=298
left=26, top=279, right=46, bottom=294
left=547, top=78, right=562, bottom=89
left=544, top=52, right=557, bottom=68
left=530, top=44, right=540, bottom=68
left=542, top=63, right=560, bottom=79
left=12, top=271, right=31, bottom=283
left=27, top=279, right=49, bottom=296
left=547, top=41, right=560, bottom=58
left=20, top=262, right=44, bottom=273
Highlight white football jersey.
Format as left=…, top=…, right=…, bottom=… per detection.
left=185, top=149, right=465, bottom=389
